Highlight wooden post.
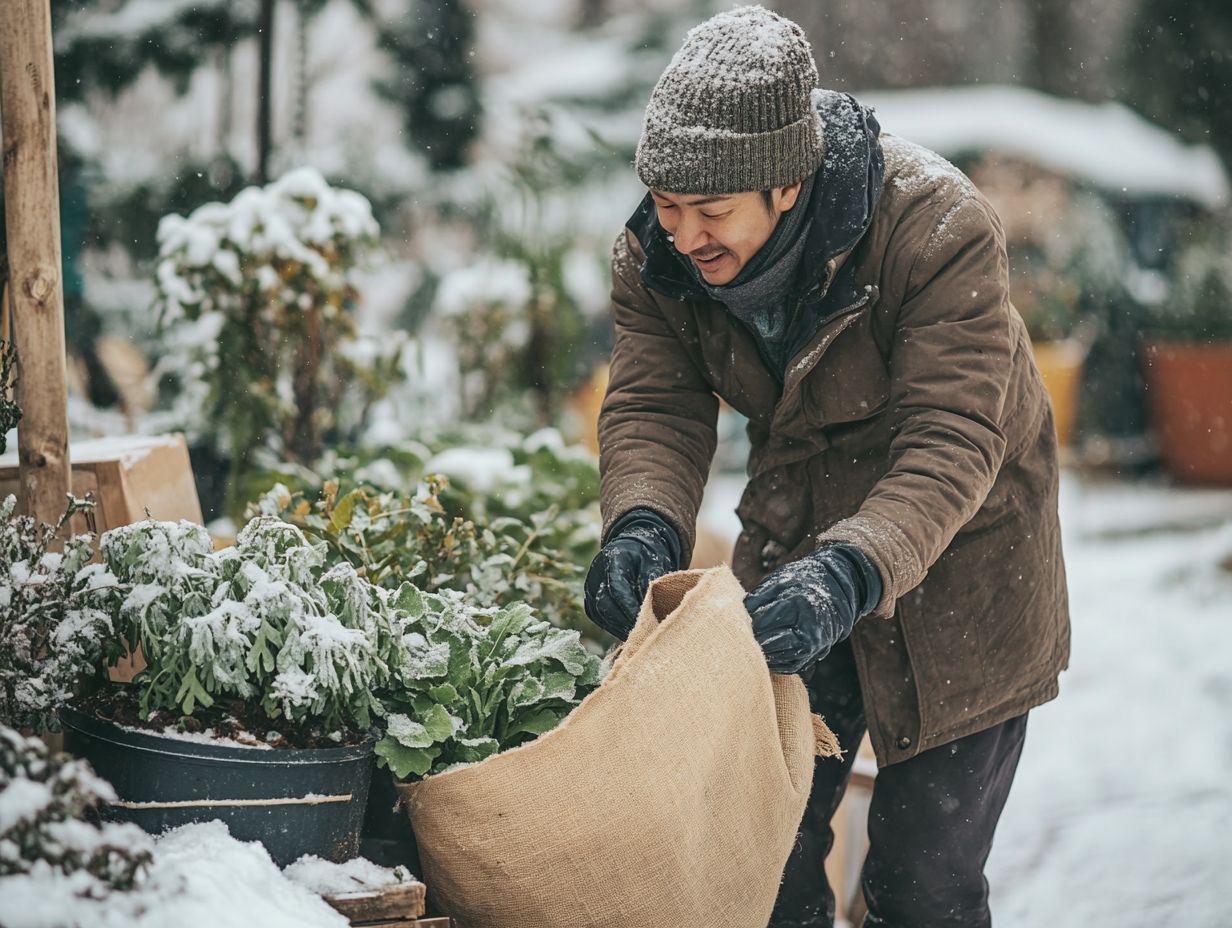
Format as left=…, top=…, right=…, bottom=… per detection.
left=256, top=0, right=275, bottom=183
left=0, top=0, right=72, bottom=524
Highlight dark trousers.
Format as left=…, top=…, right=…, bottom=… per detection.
left=769, top=639, right=1028, bottom=928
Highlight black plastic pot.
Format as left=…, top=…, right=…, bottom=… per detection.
left=60, top=706, right=375, bottom=866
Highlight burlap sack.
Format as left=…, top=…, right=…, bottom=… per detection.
left=395, top=566, right=841, bottom=928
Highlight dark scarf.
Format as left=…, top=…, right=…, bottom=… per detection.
left=628, top=90, right=886, bottom=382
left=683, top=173, right=817, bottom=374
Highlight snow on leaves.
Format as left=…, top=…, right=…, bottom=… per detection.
left=375, top=589, right=602, bottom=780
left=0, top=724, right=152, bottom=892
left=92, top=517, right=390, bottom=732
left=150, top=167, right=403, bottom=474
left=70, top=506, right=601, bottom=773
left=0, top=496, right=119, bottom=733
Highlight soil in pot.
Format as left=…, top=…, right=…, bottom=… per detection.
left=61, top=685, right=375, bottom=866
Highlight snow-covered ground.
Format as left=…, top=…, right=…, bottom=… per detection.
left=989, top=476, right=1232, bottom=927
left=701, top=472, right=1232, bottom=926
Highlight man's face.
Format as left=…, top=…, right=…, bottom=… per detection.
left=651, top=183, right=802, bottom=285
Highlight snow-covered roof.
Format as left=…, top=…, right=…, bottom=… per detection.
left=860, top=84, right=1230, bottom=209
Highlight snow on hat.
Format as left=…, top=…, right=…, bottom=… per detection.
left=635, top=5, right=825, bottom=195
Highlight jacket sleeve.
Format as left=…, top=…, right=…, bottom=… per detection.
left=817, top=195, right=1013, bottom=618
left=598, top=229, right=719, bottom=565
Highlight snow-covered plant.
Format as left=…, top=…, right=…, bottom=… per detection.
left=88, top=517, right=399, bottom=734
left=250, top=475, right=599, bottom=647
left=1147, top=221, right=1232, bottom=341
left=0, top=338, right=20, bottom=452
left=151, top=167, right=402, bottom=512
left=0, top=723, right=152, bottom=892
left=374, top=585, right=603, bottom=779
left=434, top=256, right=533, bottom=419
left=432, top=241, right=592, bottom=421
left=0, top=496, right=120, bottom=733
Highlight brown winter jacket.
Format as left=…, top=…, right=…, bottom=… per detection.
left=598, top=134, right=1070, bottom=766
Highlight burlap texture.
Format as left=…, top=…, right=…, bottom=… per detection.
left=395, top=565, right=841, bottom=928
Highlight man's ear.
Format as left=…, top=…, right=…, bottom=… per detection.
left=774, top=181, right=803, bottom=213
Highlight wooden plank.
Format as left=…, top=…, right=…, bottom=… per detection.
left=0, top=434, right=203, bottom=527
left=322, top=881, right=426, bottom=921
left=0, top=0, right=71, bottom=525
left=115, top=435, right=203, bottom=524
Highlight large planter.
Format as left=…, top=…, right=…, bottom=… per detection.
left=1031, top=338, right=1086, bottom=448
left=60, top=706, right=375, bottom=866
left=1141, top=340, right=1232, bottom=485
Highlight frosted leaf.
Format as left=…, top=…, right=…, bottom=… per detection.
left=386, top=713, right=433, bottom=749
left=504, top=627, right=591, bottom=676
left=399, top=637, right=451, bottom=680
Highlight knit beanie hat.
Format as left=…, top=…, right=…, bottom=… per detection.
left=635, top=5, right=825, bottom=195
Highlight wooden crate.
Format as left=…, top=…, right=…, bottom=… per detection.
left=0, top=433, right=203, bottom=530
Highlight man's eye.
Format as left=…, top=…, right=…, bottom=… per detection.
left=701, top=212, right=728, bottom=220
left=656, top=203, right=676, bottom=211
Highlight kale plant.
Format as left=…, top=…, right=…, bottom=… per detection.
left=0, top=723, right=152, bottom=890
left=0, top=495, right=120, bottom=733
left=374, top=584, right=603, bottom=779
left=89, top=517, right=399, bottom=734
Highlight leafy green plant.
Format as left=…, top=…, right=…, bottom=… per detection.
left=90, top=517, right=396, bottom=735
left=0, top=495, right=120, bottom=733
left=0, top=723, right=152, bottom=889
left=84, top=510, right=605, bottom=777
left=250, top=476, right=600, bottom=647
left=373, top=584, right=602, bottom=779
left=243, top=425, right=604, bottom=643
left=1144, top=221, right=1232, bottom=341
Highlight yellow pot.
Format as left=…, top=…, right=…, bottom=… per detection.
left=1031, top=338, right=1086, bottom=447
left=569, top=363, right=609, bottom=456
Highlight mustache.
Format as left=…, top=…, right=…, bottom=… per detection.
left=689, top=248, right=727, bottom=261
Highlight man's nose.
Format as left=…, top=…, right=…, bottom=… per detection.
left=670, top=212, right=710, bottom=255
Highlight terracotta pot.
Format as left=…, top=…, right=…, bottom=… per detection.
left=1142, top=340, right=1232, bottom=485
left=1031, top=338, right=1086, bottom=447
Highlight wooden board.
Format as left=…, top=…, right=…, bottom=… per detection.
left=0, top=432, right=203, bottom=531
left=322, top=881, right=427, bottom=922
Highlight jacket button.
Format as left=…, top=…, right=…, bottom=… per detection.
left=896, top=736, right=912, bottom=749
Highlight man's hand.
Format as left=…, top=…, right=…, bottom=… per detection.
left=584, top=508, right=683, bottom=641
left=744, top=544, right=883, bottom=674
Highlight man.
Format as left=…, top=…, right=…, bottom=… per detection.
left=583, top=6, right=1070, bottom=928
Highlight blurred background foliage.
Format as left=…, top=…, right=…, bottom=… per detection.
left=1, top=0, right=1230, bottom=529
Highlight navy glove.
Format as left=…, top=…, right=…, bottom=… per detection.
left=744, top=543, right=883, bottom=674
left=584, top=508, right=682, bottom=641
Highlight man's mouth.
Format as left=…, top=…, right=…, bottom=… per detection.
left=691, top=252, right=727, bottom=271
